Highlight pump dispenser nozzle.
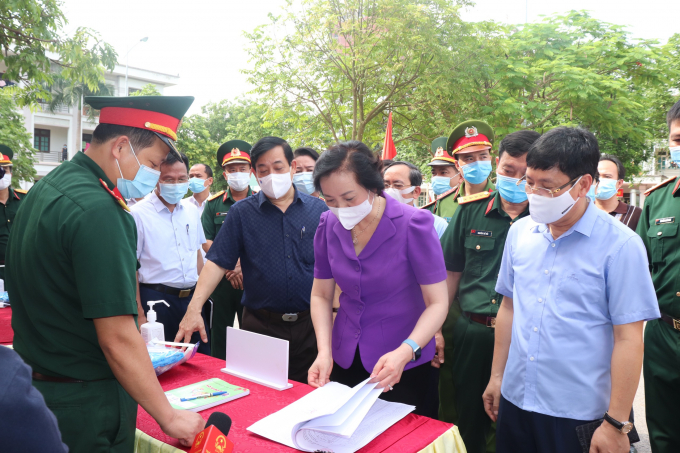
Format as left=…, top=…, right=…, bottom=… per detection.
left=146, top=300, right=169, bottom=323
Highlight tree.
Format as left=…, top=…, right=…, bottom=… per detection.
left=130, top=83, right=162, bottom=96
left=0, top=93, right=37, bottom=185
left=1, top=0, right=117, bottom=107
left=244, top=0, right=482, bottom=148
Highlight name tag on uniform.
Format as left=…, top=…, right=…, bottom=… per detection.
left=216, top=212, right=228, bottom=217
left=655, top=217, right=675, bottom=225
left=471, top=229, right=492, bottom=237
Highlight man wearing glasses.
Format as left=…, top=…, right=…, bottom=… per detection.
left=483, top=127, right=659, bottom=453
left=439, top=130, right=539, bottom=453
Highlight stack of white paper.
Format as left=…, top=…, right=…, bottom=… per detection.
left=247, top=378, right=414, bottom=453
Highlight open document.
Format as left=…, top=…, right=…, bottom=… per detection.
left=247, top=378, right=415, bottom=453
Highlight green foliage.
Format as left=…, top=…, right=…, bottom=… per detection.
left=130, top=84, right=162, bottom=96
left=0, top=93, right=37, bottom=185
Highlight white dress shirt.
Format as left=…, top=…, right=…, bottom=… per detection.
left=131, top=191, right=206, bottom=288
left=181, top=194, right=210, bottom=263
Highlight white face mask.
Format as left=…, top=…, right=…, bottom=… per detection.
left=528, top=176, right=582, bottom=225
left=0, top=173, right=11, bottom=190
left=384, top=186, right=415, bottom=205
left=258, top=172, right=293, bottom=199
left=227, top=172, right=250, bottom=192
left=329, top=191, right=375, bottom=230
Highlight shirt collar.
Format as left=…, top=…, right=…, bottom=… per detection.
left=70, top=151, right=115, bottom=189
left=226, top=187, right=252, bottom=203
left=611, top=200, right=629, bottom=215
left=256, top=185, right=303, bottom=207
left=530, top=198, right=598, bottom=238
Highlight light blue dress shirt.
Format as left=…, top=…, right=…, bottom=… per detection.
left=495, top=201, right=659, bottom=420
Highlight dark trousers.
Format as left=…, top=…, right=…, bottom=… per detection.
left=210, top=277, right=244, bottom=360
left=644, top=319, right=680, bottom=453
left=140, top=286, right=211, bottom=355
left=439, top=299, right=461, bottom=423
left=451, top=314, right=496, bottom=453
left=496, top=396, right=594, bottom=453
left=241, top=306, right=317, bottom=383
left=330, top=347, right=432, bottom=416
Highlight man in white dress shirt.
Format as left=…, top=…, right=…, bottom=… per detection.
left=183, top=163, right=213, bottom=265
left=131, top=151, right=210, bottom=354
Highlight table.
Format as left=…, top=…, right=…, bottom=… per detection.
left=0, top=307, right=12, bottom=345
left=136, top=353, right=466, bottom=453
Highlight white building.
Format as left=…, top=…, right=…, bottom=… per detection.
left=6, top=62, right=179, bottom=187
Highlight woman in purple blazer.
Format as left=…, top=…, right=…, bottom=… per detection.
left=307, top=141, right=449, bottom=415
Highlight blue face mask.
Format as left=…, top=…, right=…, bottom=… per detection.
left=671, top=146, right=680, bottom=163
left=461, top=160, right=492, bottom=185
left=158, top=182, right=189, bottom=204
left=496, top=174, right=528, bottom=203
left=432, top=175, right=457, bottom=196
left=116, top=143, right=161, bottom=200
left=586, top=184, right=596, bottom=201
left=188, top=177, right=208, bottom=194
left=293, top=172, right=316, bottom=195
left=595, top=178, right=618, bottom=200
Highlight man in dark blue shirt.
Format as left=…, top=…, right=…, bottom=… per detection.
left=176, top=136, right=328, bottom=382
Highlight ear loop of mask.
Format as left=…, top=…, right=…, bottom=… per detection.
left=115, top=142, right=141, bottom=180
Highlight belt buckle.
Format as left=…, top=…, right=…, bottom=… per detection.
left=282, top=313, right=298, bottom=322
left=486, top=317, right=496, bottom=328
left=178, top=289, right=191, bottom=298
left=673, top=318, right=680, bottom=332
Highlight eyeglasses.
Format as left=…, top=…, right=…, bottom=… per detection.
left=519, top=175, right=582, bottom=198
left=384, top=182, right=412, bottom=190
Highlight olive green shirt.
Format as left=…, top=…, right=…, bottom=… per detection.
left=0, top=187, right=24, bottom=263
left=441, top=190, right=529, bottom=315
left=425, top=180, right=495, bottom=223
left=201, top=187, right=253, bottom=241
left=637, top=178, right=680, bottom=317
left=7, top=152, right=138, bottom=380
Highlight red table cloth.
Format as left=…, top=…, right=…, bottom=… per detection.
left=0, top=307, right=12, bottom=344
left=137, top=353, right=453, bottom=453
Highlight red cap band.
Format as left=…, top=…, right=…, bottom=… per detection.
left=98, top=107, right=180, bottom=140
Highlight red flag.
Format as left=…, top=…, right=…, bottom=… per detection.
left=382, top=112, right=396, bottom=160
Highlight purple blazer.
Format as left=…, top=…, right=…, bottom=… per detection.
left=314, top=194, right=447, bottom=373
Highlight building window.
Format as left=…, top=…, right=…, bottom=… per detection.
left=34, top=128, right=50, bottom=152
left=82, top=133, right=93, bottom=152
left=128, top=87, right=140, bottom=95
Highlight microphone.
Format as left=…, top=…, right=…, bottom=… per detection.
left=188, top=412, right=234, bottom=453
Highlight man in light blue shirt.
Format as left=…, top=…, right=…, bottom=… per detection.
left=483, top=127, right=659, bottom=453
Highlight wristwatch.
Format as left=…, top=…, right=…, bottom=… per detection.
left=402, top=339, right=421, bottom=362
left=603, top=412, right=634, bottom=434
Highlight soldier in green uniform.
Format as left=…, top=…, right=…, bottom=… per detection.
left=202, top=140, right=255, bottom=359
left=0, top=145, right=27, bottom=280
left=428, top=121, right=496, bottom=424
left=440, top=130, right=539, bottom=453
left=637, top=99, right=680, bottom=453
left=6, top=96, right=205, bottom=453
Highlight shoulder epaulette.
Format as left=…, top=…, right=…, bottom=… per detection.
left=207, top=190, right=225, bottom=201
left=99, top=179, right=130, bottom=212
left=459, top=191, right=491, bottom=205
left=420, top=186, right=460, bottom=210
left=14, top=188, right=27, bottom=194
left=644, top=176, right=676, bottom=196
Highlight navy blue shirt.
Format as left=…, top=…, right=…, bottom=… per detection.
left=206, top=188, right=328, bottom=312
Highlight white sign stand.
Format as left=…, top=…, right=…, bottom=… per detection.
left=221, top=327, right=293, bottom=391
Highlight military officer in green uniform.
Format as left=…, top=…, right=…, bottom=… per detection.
left=439, top=130, right=539, bottom=453
left=637, top=99, right=680, bottom=453
left=202, top=140, right=255, bottom=359
left=428, top=121, right=496, bottom=424
left=0, top=145, right=27, bottom=280
left=6, top=96, right=205, bottom=453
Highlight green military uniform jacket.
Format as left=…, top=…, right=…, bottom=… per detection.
left=7, top=152, right=138, bottom=380
left=441, top=189, right=529, bottom=315
left=201, top=186, right=254, bottom=359
left=424, top=180, right=495, bottom=223
left=0, top=186, right=27, bottom=279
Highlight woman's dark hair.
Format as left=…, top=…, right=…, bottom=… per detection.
left=294, top=146, right=319, bottom=161
left=526, top=127, right=599, bottom=180
left=251, top=136, right=294, bottom=167
left=313, top=141, right=384, bottom=193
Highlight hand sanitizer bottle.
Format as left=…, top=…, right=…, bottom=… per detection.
left=141, top=300, right=170, bottom=345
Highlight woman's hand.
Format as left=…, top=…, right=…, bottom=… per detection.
left=370, top=343, right=413, bottom=392
left=308, top=352, right=333, bottom=388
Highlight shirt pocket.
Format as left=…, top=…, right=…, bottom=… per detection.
left=555, top=273, right=607, bottom=319
left=213, top=213, right=227, bottom=236
left=464, top=235, right=496, bottom=277
left=646, top=223, right=678, bottom=268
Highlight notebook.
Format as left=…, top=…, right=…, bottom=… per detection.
left=165, top=378, right=249, bottom=412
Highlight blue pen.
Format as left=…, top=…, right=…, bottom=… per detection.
left=301, top=226, right=305, bottom=238
left=180, top=391, right=228, bottom=402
